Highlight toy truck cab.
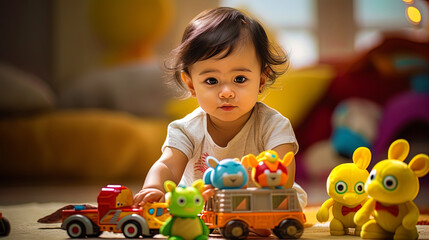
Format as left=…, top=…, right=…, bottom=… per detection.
left=201, top=188, right=306, bottom=239
left=61, top=185, right=169, bottom=238
left=0, top=212, right=10, bottom=237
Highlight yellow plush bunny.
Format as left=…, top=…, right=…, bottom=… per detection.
left=316, top=147, right=371, bottom=235
left=354, top=139, right=429, bottom=240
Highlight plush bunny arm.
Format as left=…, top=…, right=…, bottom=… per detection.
left=354, top=197, right=375, bottom=226
left=403, top=201, right=419, bottom=230
left=317, top=198, right=334, bottom=222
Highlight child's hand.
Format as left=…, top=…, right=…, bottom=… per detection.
left=133, top=188, right=164, bottom=206
left=202, top=184, right=215, bottom=201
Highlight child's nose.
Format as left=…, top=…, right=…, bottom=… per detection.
left=219, top=85, right=235, bottom=99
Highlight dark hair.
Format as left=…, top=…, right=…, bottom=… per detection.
left=165, top=7, right=288, bottom=97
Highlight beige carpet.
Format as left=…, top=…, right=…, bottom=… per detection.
left=2, top=203, right=429, bottom=239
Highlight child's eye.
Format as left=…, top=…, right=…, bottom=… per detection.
left=234, top=76, right=247, bottom=83
left=204, top=78, right=218, bottom=85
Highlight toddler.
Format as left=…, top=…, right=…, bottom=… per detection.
left=134, top=7, right=307, bottom=209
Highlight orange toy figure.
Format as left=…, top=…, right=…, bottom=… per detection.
left=354, top=139, right=429, bottom=240
left=316, top=147, right=371, bottom=236
left=242, top=150, right=294, bottom=189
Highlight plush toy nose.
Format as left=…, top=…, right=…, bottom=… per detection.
left=342, top=192, right=358, bottom=203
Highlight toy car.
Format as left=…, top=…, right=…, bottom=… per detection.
left=0, top=212, right=10, bottom=237
left=201, top=187, right=306, bottom=239
left=61, top=185, right=169, bottom=238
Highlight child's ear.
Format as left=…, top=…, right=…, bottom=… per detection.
left=259, top=67, right=270, bottom=92
left=181, top=71, right=196, bottom=97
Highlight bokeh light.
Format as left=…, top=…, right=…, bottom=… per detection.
left=406, top=6, right=422, bottom=25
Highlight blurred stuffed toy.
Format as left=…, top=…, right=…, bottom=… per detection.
left=354, top=139, right=429, bottom=240
left=331, top=98, right=381, bottom=158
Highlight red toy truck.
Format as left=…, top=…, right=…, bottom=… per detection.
left=0, top=212, right=10, bottom=237
left=61, top=185, right=169, bottom=238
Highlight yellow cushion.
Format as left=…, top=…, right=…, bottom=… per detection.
left=262, top=64, right=334, bottom=127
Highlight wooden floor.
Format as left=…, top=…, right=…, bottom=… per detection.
left=1, top=181, right=428, bottom=239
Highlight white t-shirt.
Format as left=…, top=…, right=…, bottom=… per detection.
left=162, top=102, right=307, bottom=208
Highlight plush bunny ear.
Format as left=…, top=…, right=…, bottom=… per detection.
left=192, top=179, right=205, bottom=192
left=352, top=147, right=371, bottom=170
left=164, top=180, right=177, bottom=193
left=206, top=156, right=219, bottom=169
left=241, top=154, right=257, bottom=169
left=409, top=154, right=429, bottom=178
left=388, top=139, right=409, bottom=162
left=281, top=151, right=294, bottom=167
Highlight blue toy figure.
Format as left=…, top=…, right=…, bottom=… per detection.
left=160, top=179, right=209, bottom=240
left=203, top=156, right=248, bottom=189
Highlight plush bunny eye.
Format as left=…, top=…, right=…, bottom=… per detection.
left=368, top=169, right=376, bottom=181
left=383, top=175, right=397, bottom=191
left=354, top=181, right=365, bottom=194
left=335, top=181, right=348, bottom=194
left=177, top=196, right=187, bottom=207
left=264, top=169, right=270, bottom=175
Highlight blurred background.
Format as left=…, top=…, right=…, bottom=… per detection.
left=0, top=0, right=428, bottom=205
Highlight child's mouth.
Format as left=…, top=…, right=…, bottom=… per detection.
left=220, top=106, right=236, bottom=111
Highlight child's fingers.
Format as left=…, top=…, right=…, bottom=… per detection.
left=202, top=188, right=215, bottom=201
left=133, top=191, right=147, bottom=206
left=143, top=191, right=164, bottom=203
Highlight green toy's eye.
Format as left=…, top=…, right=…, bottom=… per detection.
left=194, top=196, right=203, bottom=206
left=354, top=181, right=365, bottom=194
left=369, top=169, right=376, bottom=181
left=383, top=175, right=397, bottom=191
left=335, top=181, right=347, bottom=194
left=176, top=196, right=187, bottom=207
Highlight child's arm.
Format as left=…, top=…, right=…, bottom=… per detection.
left=134, top=147, right=188, bottom=206
left=272, top=143, right=296, bottom=189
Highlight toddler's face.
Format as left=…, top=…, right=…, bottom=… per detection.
left=182, top=39, right=264, bottom=124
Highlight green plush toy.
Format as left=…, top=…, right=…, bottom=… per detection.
left=160, top=179, right=209, bottom=240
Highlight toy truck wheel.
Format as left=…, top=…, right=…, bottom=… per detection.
left=122, top=220, right=141, bottom=238
left=273, top=219, right=303, bottom=239
left=221, top=220, right=249, bottom=240
left=0, top=217, right=11, bottom=236
left=66, top=220, right=87, bottom=238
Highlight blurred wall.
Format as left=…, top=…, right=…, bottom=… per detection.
left=53, top=0, right=218, bottom=92
left=0, top=0, right=218, bottom=93
left=0, top=0, right=54, bottom=88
